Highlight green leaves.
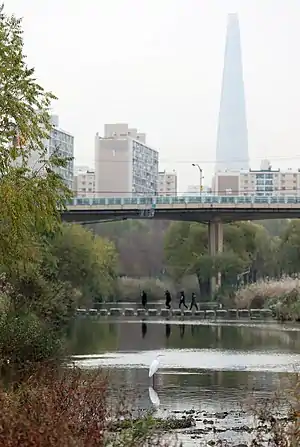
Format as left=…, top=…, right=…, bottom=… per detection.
left=164, top=220, right=275, bottom=293
left=277, top=220, right=300, bottom=275
left=48, top=224, right=118, bottom=303
left=0, top=5, right=72, bottom=274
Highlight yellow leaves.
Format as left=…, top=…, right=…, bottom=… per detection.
left=0, top=168, right=66, bottom=273
left=50, top=224, right=118, bottom=301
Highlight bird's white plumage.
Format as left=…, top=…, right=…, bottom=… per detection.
left=149, top=355, right=162, bottom=378
left=149, top=359, right=160, bottom=377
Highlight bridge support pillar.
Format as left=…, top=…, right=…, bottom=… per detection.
left=208, top=220, right=223, bottom=295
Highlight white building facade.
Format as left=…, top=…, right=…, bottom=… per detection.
left=73, top=168, right=95, bottom=198
left=46, top=115, right=74, bottom=190
left=25, top=115, right=74, bottom=190
left=158, top=170, right=177, bottom=196
left=95, top=123, right=159, bottom=197
left=213, top=160, right=300, bottom=196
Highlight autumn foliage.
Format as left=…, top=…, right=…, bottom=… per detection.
left=0, top=366, right=108, bottom=446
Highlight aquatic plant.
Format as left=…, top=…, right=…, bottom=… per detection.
left=247, top=373, right=300, bottom=446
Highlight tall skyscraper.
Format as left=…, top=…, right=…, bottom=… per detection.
left=215, top=13, right=249, bottom=172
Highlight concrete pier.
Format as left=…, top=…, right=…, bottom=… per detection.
left=76, top=307, right=278, bottom=320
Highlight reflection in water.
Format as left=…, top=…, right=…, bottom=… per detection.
left=165, top=323, right=171, bottom=339
left=69, top=319, right=300, bottom=355
left=179, top=324, right=185, bottom=339
left=70, top=320, right=300, bottom=424
left=70, top=319, right=300, bottom=445
left=141, top=320, right=147, bottom=338
left=148, top=386, right=160, bottom=407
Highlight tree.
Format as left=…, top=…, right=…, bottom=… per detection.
left=0, top=5, right=78, bottom=365
left=164, top=222, right=211, bottom=296
left=164, top=220, right=275, bottom=299
left=0, top=4, right=71, bottom=274
left=223, top=222, right=275, bottom=281
left=49, top=224, right=118, bottom=303
left=91, top=220, right=169, bottom=277
left=278, top=220, right=300, bottom=275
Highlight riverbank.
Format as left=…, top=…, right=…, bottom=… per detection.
left=235, top=277, right=300, bottom=321
left=1, top=364, right=298, bottom=446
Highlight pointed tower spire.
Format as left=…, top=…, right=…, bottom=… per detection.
left=215, top=13, right=249, bottom=172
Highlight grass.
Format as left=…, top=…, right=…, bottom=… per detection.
left=246, top=374, right=300, bottom=446
left=234, top=277, right=300, bottom=321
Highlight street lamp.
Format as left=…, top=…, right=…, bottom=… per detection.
left=192, top=163, right=203, bottom=195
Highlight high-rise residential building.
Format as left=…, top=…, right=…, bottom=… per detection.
left=212, top=160, right=300, bottom=196
left=95, top=123, right=159, bottom=197
left=46, top=115, right=74, bottom=189
left=73, top=167, right=95, bottom=198
left=158, top=170, right=177, bottom=196
left=215, top=13, right=249, bottom=172
left=26, top=115, right=74, bottom=189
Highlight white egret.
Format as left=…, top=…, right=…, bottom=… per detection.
left=149, top=354, right=163, bottom=386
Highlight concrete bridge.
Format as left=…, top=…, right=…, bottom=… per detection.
left=63, top=194, right=300, bottom=293
left=77, top=307, right=274, bottom=320
left=62, top=194, right=300, bottom=224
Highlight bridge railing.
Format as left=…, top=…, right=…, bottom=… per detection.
left=68, top=195, right=300, bottom=207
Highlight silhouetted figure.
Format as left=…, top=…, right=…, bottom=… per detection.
left=165, top=290, right=172, bottom=309
left=165, top=323, right=171, bottom=339
left=190, top=292, right=198, bottom=311
left=179, top=290, right=188, bottom=309
left=141, top=290, right=147, bottom=308
left=179, top=324, right=185, bottom=339
left=141, top=320, right=147, bottom=338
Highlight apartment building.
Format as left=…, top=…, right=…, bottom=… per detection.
left=73, top=168, right=95, bottom=198
left=95, top=123, right=159, bottom=197
left=158, top=170, right=177, bottom=196
left=213, top=160, right=300, bottom=196
left=25, top=115, right=74, bottom=189
left=45, top=115, right=74, bottom=189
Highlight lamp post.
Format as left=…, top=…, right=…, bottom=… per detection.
left=192, top=163, right=203, bottom=195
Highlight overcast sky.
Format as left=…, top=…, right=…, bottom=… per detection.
left=7, top=0, right=300, bottom=192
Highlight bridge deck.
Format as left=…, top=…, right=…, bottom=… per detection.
left=62, top=195, right=300, bottom=223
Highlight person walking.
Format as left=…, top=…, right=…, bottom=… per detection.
left=165, top=290, right=172, bottom=309
left=179, top=290, right=188, bottom=310
left=190, top=292, right=198, bottom=311
left=141, top=290, right=147, bottom=308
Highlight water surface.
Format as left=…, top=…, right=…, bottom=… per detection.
left=70, top=319, right=300, bottom=445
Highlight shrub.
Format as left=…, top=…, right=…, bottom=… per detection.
left=0, top=312, right=64, bottom=366
left=117, top=277, right=176, bottom=301
left=247, top=373, right=300, bottom=446
left=116, top=276, right=201, bottom=302
left=234, top=276, right=300, bottom=311
left=0, top=365, right=108, bottom=446
left=0, top=272, right=80, bottom=365
left=0, top=365, right=179, bottom=446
